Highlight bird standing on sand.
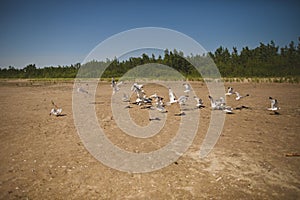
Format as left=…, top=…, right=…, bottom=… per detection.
left=268, top=97, right=280, bottom=114
left=225, top=87, right=235, bottom=96
left=111, top=77, right=123, bottom=95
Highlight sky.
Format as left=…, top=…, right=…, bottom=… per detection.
left=0, top=0, right=299, bottom=68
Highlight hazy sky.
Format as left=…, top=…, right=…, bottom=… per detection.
left=0, top=0, right=299, bottom=68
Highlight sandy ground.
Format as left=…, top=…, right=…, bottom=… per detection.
left=0, top=80, right=299, bottom=199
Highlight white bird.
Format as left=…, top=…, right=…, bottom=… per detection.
left=168, top=88, right=177, bottom=104
left=135, top=96, right=152, bottom=106
left=225, top=87, right=235, bottom=96
left=131, top=82, right=143, bottom=91
left=167, top=88, right=188, bottom=105
left=208, top=96, right=226, bottom=110
left=150, top=93, right=163, bottom=104
left=268, top=97, right=280, bottom=112
left=111, top=77, right=123, bottom=95
left=155, top=98, right=166, bottom=112
left=223, top=106, right=233, bottom=113
left=235, top=92, right=249, bottom=101
left=49, top=101, right=63, bottom=116
left=183, top=83, right=191, bottom=94
left=177, top=95, right=188, bottom=105
left=50, top=108, right=63, bottom=116
left=77, top=87, right=88, bottom=94
left=122, top=93, right=130, bottom=102
left=216, top=97, right=225, bottom=106
left=131, top=83, right=150, bottom=105
left=194, top=96, right=204, bottom=108
left=208, top=95, right=220, bottom=109
left=131, top=83, right=144, bottom=96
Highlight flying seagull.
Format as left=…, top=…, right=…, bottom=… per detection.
left=49, top=100, right=63, bottom=116
left=208, top=95, right=233, bottom=113
left=131, top=82, right=144, bottom=92
left=156, top=98, right=167, bottom=113
left=235, top=92, right=249, bottom=101
left=168, top=88, right=177, bottom=104
left=77, top=87, right=89, bottom=94
left=122, top=93, right=130, bottom=102
left=208, top=95, right=219, bottom=109
left=209, top=95, right=226, bottom=109
left=168, top=88, right=188, bottom=105
left=150, top=94, right=167, bottom=112
left=177, top=95, right=188, bottom=105
left=131, top=83, right=152, bottom=106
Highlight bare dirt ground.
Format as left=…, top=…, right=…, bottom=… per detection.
left=0, top=80, right=299, bottom=199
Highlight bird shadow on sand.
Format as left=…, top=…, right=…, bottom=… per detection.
left=270, top=111, right=280, bottom=115
left=225, top=112, right=235, bottom=115
left=235, top=105, right=251, bottom=110
left=56, top=114, right=67, bottom=117
left=149, top=117, right=161, bottom=121
left=89, top=102, right=104, bottom=104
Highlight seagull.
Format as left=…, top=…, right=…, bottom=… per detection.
left=235, top=92, right=249, bottom=101
left=122, top=93, right=130, bottom=102
left=142, top=95, right=152, bottom=104
left=131, top=82, right=143, bottom=92
left=225, top=87, right=235, bottom=96
left=223, top=106, right=233, bottom=114
left=168, top=88, right=188, bottom=105
left=131, top=83, right=145, bottom=101
left=208, top=95, right=221, bottom=109
left=168, top=88, right=177, bottom=104
left=183, top=83, right=191, bottom=94
left=194, top=96, right=205, bottom=108
left=150, top=94, right=166, bottom=112
left=156, top=98, right=167, bottom=113
left=268, top=97, right=280, bottom=114
left=131, top=83, right=151, bottom=106
left=177, top=95, right=188, bottom=105
left=131, top=83, right=144, bottom=95
left=150, top=94, right=164, bottom=104
left=77, top=87, right=89, bottom=94
left=111, top=77, right=123, bottom=95
left=208, top=95, right=227, bottom=110
left=49, top=100, right=63, bottom=116
left=50, top=108, right=63, bottom=116
left=216, top=97, right=225, bottom=106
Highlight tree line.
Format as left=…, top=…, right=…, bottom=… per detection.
left=0, top=38, right=299, bottom=79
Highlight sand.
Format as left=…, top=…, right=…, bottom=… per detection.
left=0, top=80, right=299, bottom=199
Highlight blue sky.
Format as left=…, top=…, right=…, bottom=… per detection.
left=0, top=0, right=299, bottom=68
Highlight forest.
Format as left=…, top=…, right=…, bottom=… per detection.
left=0, top=39, right=299, bottom=79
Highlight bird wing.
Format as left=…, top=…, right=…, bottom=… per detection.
left=208, top=96, right=215, bottom=107
left=169, top=89, right=176, bottom=102
left=116, top=81, right=123, bottom=87
left=178, top=96, right=187, bottom=103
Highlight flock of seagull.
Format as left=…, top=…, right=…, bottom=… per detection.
left=49, top=78, right=281, bottom=117
left=109, top=77, right=280, bottom=115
